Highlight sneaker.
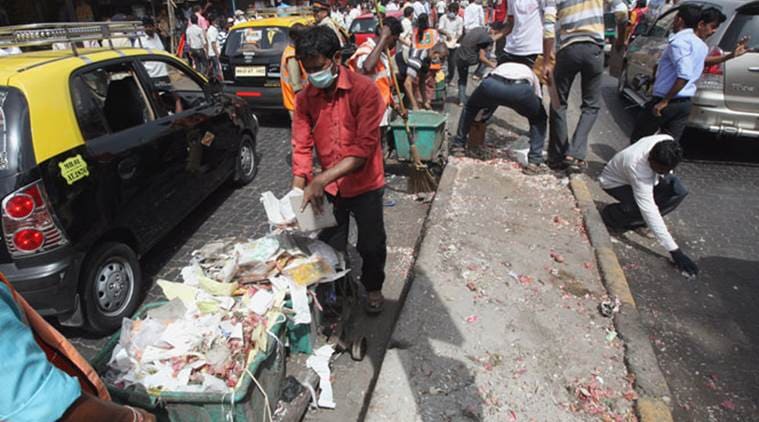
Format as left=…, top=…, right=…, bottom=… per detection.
left=522, top=163, right=549, bottom=175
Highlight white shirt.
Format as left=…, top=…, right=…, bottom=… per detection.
left=412, top=1, right=426, bottom=18
left=331, top=10, right=346, bottom=29
left=387, top=1, right=400, bottom=10
left=505, top=0, right=544, bottom=56
left=436, top=0, right=447, bottom=13
left=463, top=3, right=485, bottom=30
left=137, top=34, right=168, bottom=78
left=490, top=62, right=542, bottom=98
left=186, top=24, right=205, bottom=50
left=438, top=15, right=464, bottom=49
left=206, top=25, right=220, bottom=56
left=599, top=135, right=679, bottom=252
left=346, top=7, right=361, bottom=28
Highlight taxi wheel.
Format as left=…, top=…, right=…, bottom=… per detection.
left=81, top=242, right=143, bottom=335
left=232, top=134, right=257, bottom=186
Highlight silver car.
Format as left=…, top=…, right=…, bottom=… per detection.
left=617, top=0, right=759, bottom=138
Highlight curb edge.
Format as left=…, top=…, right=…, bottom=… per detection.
left=569, top=174, right=674, bottom=422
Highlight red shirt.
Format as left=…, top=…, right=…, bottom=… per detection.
left=494, top=0, right=507, bottom=23
left=292, top=67, right=385, bottom=198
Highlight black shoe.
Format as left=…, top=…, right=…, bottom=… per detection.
left=547, top=160, right=568, bottom=170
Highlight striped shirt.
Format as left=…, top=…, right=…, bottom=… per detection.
left=543, top=0, right=627, bottom=51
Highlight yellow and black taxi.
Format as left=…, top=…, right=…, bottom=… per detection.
left=0, top=22, right=259, bottom=334
left=220, top=15, right=313, bottom=111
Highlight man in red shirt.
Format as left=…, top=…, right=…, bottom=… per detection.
left=292, top=25, right=388, bottom=313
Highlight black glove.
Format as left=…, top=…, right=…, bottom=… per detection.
left=670, top=249, right=699, bottom=277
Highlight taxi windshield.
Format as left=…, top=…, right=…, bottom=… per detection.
left=224, top=26, right=290, bottom=57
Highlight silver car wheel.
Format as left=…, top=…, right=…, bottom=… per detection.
left=240, top=142, right=255, bottom=177
left=95, top=257, right=135, bottom=317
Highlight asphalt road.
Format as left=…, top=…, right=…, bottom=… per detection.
left=582, top=73, right=759, bottom=422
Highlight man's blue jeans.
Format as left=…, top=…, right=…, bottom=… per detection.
left=453, top=76, right=547, bottom=164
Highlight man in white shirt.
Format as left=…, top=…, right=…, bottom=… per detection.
left=138, top=18, right=169, bottom=80
left=387, top=0, right=400, bottom=11
left=186, top=14, right=207, bottom=75
left=412, top=0, right=426, bottom=18
left=452, top=62, right=547, bottom=174
left=499, top=0, right=544, bottom=67
left=438, top=3, right=464, bottom=84
left=346, top=3, right=362, bottom=28
left=206, top=17, right=221, bottom=80
left=598, top=134, right=698, bottom=277
left=463, top=0, right=485, bottom=31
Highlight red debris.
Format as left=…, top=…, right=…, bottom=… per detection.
left=518, top=275, right=533, bottom=285
left=720, top=399, right=736, bottom=411
left=583, top=262, right=593, bottom=270
left=550, top=250, right=565, bottom=263
left=466, top=280, right=478, bottom=292
left=508, top=410, right=517, bottom=421
left=466, top=315, right=479, bottom=324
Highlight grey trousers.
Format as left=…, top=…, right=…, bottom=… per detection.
left=548, top=42, right=603, bottom=163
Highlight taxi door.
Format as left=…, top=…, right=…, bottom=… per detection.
left=135, top=57, right=239, bottom=200
left=70, top=59, right=189, bottom=248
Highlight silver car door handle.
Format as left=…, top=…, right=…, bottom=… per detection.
left=748, top=67, right=759, bottom=72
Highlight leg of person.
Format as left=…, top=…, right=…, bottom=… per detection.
left=347, top=189, right=387, bottom=312
left=457, top=60, right=470, bottom=104
left=316, top=194, right=351, bottom=307
left=548, top=45, right=581, bottom=167
left=495, top=37, right=506, bottom=64
left=452, top=80, right=492, bottom=149
left=567, top=43, right=603, bottom=164
left=658, top=99, right=693, bottom=143
left=630, top=98, right=665, bottom=143
left=654, top=174, right=688, bottom=216
left=601, top=185, right=646, bottom=230
left=447, top=48, right=458, bottom=83
left=503, top=83, right=547, bottom=165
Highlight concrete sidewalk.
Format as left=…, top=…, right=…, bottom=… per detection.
left=366, top=156, right=637, bottom=421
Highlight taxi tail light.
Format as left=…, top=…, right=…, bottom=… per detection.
left=2, top=181, right=68, bottom=257
left=698, top=47, right=724, bottom=91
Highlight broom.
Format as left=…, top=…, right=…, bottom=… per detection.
left=375, top=2, right=437, bottom=193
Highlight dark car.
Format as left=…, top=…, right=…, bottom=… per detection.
left=0, top=24, right=259, bottom=334
left=220, top=16, right=313, bottom=111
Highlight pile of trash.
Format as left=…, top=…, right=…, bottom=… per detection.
left=104, top=232, right=348, bottom=395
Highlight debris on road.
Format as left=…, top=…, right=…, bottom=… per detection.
left=598, top=296, right=621, bottom=318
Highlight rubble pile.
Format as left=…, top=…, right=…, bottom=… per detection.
left=104, top=233, right=346, bottom=395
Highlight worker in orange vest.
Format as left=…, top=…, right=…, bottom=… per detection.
left=0, top=274, right=155, bottom=421
left=281, top=23, right=309, bottom=118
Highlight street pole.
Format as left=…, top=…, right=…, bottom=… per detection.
left=167, top=0, right=176, bottom=54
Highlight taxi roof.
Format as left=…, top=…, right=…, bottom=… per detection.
left=0, top=47, right=174, bottom=83
left=231, top=15, right=314, bottom=31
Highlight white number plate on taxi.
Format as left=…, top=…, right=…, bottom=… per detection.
left=235, top=66, right=266, bottom=77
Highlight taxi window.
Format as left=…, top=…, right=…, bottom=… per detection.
left=650, top=10, right=677, bottom=38
left=71, top=63, right=155, bottom=140
left=139, top=59, right=206, bottom=117
left=223, top=26, right=289, bottom=57
left=350, top=18, right=377, bottom=34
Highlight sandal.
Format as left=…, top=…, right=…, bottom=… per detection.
left=365, top=291, right=384, bottom=314
left=565, top=157, right=587, bottom=174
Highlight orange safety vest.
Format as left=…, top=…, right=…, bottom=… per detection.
left=1, top=274, right=111, bottom=401
left=281, top=44, right=307, bottom=111
left=412, top=28, right=439, bottom=50
left=348, top=39, right=393, bottom=108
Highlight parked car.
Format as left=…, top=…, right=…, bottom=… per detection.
left=0, top=36, right=259, bottom=334
left=220, top=15, right=313, bottom=111
left=617, top=0, right=759, bottom=138
left=349, top=11, right=404, bottom=46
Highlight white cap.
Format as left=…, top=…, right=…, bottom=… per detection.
left=235, top=9, right=245, bottom=15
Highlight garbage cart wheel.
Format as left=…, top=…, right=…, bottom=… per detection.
left=351, top=336, right=367, bottom=361
left=81, top=242, right=143, bottom=335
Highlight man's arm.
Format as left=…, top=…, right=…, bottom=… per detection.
left=542, top=0, right=557, bottom=85
left=286, top=57, right=304, bottom=92
left=610, top=0, right=629, bottom=50
left=653, top=78, right=687, bottom=116
left=291, top=94, right=314, bottom=188
left=362, top=26, right=391, bottom=73
left=503, top=15, right=514, bottom=37
left=479, top=47, right=497, bottom=68
left=631, top=180, right=678, bottom=252
left=704, top=36, right=750, bottom=65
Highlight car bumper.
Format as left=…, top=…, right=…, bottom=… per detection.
left=0, top=247, right=84, bottom=318
left=690, top=91, right=759, bottom=138
left=223, top=85, right=285, bottom=111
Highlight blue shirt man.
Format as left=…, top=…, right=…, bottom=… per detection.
left=0, top=283, right=81, bottom=421
left=652, top=28, right=708, bottom=99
